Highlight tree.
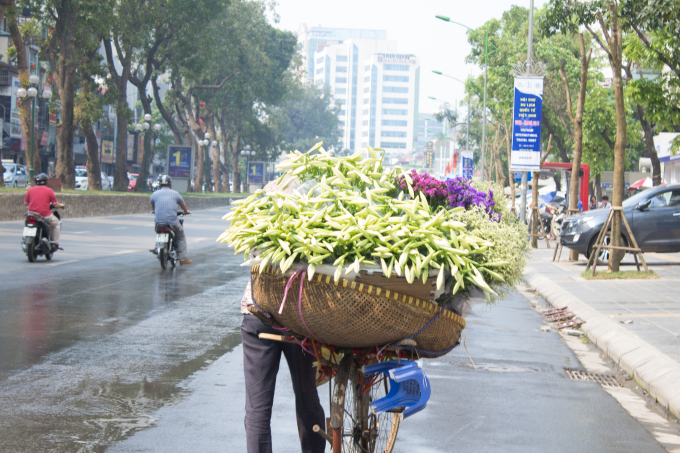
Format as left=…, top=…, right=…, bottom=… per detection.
left=0, top=0, right=10, bottom=186
left=277, top=83, right=342, bottom=153
left=6, top=9, right=41, bottom=181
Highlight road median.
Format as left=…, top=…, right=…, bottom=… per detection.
left=0, top=192, right=236, bottom=221
left=525, top=267, right=680, bottom=420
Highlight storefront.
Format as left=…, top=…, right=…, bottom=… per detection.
left=655, top=132, right=680, bottom=185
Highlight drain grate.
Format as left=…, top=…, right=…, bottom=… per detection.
left=566, top=369, right=621, bottom=387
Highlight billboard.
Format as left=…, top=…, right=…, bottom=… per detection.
left=10, top=77, right=23, bottom=139
left=101, top=140, right=114, bottom=164
left=137, top=135, right=145, bottom=165
left=167, top=145, right=194, bottom=178
left=247, top=161, right=265, bottom=184
left=510, top=77, right=544, bottom=171
left=462, top=151, right=474, bottom=180
left=127, top=135, right=135, bottom=161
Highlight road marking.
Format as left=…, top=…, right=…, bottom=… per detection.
left=111, top=250, right=141, bottom=255
left=45, top=260, right=80, bottom=267
left=70, top=231, right=91, bottom=234
left=610, top=313, right=680, bottom=318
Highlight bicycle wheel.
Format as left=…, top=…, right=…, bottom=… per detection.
left=332, top=357, right=400, bottom=453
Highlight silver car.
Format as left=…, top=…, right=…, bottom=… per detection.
left=3, top=163, right=29, bottom=188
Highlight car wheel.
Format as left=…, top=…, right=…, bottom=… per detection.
left=588, top=233, right=628, bottom=264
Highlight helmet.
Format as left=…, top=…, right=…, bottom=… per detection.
left=35, top=173, right=48, bottom=185
left=159, top=175, right=172, bottom=186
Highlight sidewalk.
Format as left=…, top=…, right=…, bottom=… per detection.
left=525, top=246, right=680, bottom=420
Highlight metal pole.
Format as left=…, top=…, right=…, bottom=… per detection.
left=481, top=63, right=487, bottom=182
left=29, top=96, right=36, bottom=182
left=520, top=0, right=535, bottom=224
left=203, top=143, right=208, bottom=193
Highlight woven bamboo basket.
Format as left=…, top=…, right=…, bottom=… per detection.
left=250, top=264, right=466, bottom=358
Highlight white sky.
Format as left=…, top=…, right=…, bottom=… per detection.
left=271, top=0, right=548, bottom=116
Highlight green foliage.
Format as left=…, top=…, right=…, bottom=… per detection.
left=275, top=83, right=342, bottom=152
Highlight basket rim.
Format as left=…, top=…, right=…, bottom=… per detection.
left=252, top=264, right=466, bottom=330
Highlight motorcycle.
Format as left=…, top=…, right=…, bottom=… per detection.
left=21, top=205, right=63, bottom=262
left=551, top=202, right=568, bottom=238
left=152, top=211, right=186, bottom=269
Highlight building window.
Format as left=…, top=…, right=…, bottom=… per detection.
left=363, top=120, right=368, bottom=126
left=381, top=142, right=407, bottom=149
left=336, top=77, right=347, bottom=83
left=364, top=87, right=369, bottom=94
left=316, top=67, right=324, bottom=75
left=363, top=98, right=369, bottom=104
left=383, top=75, right=409, bottom=83
left=364, top=76, right=370, bottom=83
left=382, top=108, right=408, bottom=116
left=336, top=55, right=348, bottom=62
left=335, top=88, right=346, bottom=94
left=338, top=110, right=345, bottom=116
left=365, top=65, right=371, bottom=72
left=316, top=57, right=324, bottom=64
left=382, top=120, right=408, bottom=126
left=383, top=86, right=408, bottom=93
left=338, top=121, right=345, bottom=127
left=336, top=66, right=347, bottom=73
left=315, top=79, right=323, bottom=85
left=336, top=99, right=346, bottom=105
left=362, top=131, right=368, bottom=137
left=382, top=97, right=408, bottom=105
left=384, top=64, right=410, bottom=71
left=381, top=131, right=407, bottom=138
left=363, top=109, right=369, bottom=115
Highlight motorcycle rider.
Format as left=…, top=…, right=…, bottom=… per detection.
left=149, top=175, right=193, bottom=265
left=24, top=173, right=64, bottom=251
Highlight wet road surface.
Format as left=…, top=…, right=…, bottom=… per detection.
left=0, top=208, right=247, bottom=452
left=0, top=208, right=676, bottom=452
left=108, top=290, right=673, bottom=453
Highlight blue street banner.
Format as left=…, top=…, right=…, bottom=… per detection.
left=167, top=145, right=193, bottom=178
left=461, top=151, right=473, bottom=180
left=247, top=161, right=265, bottom=184
left=510, top=77, right=543, bottom=171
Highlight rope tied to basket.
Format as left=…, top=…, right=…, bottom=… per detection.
left=276, top=269, right=323, bottom=343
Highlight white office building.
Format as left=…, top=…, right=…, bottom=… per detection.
left=299, top=24, right=420, bottom=154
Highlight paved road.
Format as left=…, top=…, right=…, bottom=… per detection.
left=0, top=211, right=676, bottom=452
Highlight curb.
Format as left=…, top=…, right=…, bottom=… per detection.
left=524, top=267, right=680, bottom=420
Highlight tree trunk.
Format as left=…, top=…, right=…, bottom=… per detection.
left=7, top=14, right=41, bottom=183
left=217, top=118, right=232, bottom=193
left=595, top=173, right=602, bottom=200
left=209, top=120, right=222, bottom=193
left=636, top=106, right=661, bottom=186
left=0, top=1, right=8, bottom=185
left=83, top=120, right=102, bottom=190
left=560, top=33, right=592, bottom=261
left=232, top=133, right=241, bottom=193
left=153, top=77, right=183, bottom=145
left=134, top=96, right=153, bottom=193
left=104, top=39, right=131, bottom=191
left=607, top=5, right=626, bottom=272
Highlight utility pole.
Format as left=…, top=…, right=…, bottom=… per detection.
left=519, top=0, right=535, bottom=224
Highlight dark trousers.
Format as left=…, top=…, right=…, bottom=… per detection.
left=241, top=315, right=326, bottom=453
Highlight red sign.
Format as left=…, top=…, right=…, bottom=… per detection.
left=40, top=132, right=49, bottom=146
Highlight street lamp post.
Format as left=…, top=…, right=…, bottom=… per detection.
left=434, top=16, right=498, bottom=181
left=17, top=74, right=52, bottom=183
left=202, top=132, right=211, bottom=193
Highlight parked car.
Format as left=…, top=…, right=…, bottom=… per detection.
left=127, top=173, right=138, bottom=191
left=75, top=169, right=112, bottom=191
left=3, top=163, right=29, bottom=188
left=560, top=184, right=680, bottom=261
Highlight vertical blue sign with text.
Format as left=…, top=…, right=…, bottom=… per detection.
left=247, top=162, right=265, bottom=184
left=462, top=151, right=474, bottom=180
left=168, top=145, right=193, bottom=178
left=510, top=77, right=544, bottom=171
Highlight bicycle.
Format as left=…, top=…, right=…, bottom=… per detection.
left=260, top=333, right=427, bottom=452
